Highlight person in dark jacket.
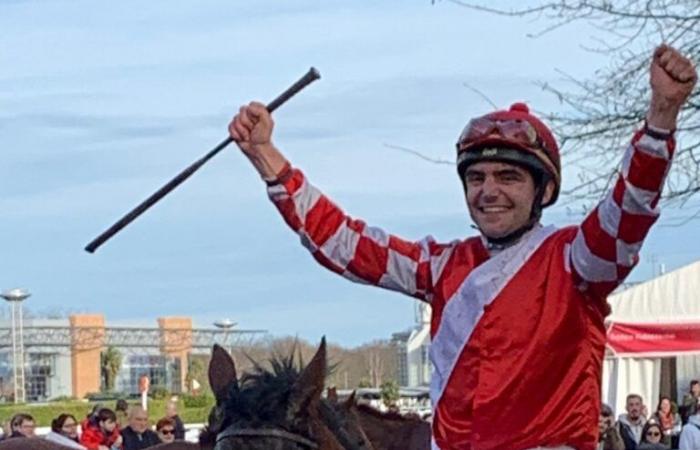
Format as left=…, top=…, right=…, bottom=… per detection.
left=8, top=413, right=35, bottom=439
left=165, top=399, right=186, bottom=440
left=637, top=422, right=670, bottom=450
left=681, top=380, right=700, bottom=424
left=599, top=403, right=625, bottom=450
left=121, top=406, right=159, bottom=450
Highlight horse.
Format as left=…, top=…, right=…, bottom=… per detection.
left=326, top=389, right=431, bottom=450
left=350, top=402, right=430, bottom=450
left=200, top=337, right=374, bottom=450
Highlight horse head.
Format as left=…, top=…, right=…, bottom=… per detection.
left=200, top=338, right=374, bottom=450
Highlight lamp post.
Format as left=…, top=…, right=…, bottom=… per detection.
left=213, top=319, right=236, bottom=354
left=1, top=288, right=30, bottom=404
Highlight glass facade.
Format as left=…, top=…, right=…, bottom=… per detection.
left=116, top=354, right=182, bottom=395
left=25, top=353, right=54, bottom=401
left=0, top=352, right=57, bottom=402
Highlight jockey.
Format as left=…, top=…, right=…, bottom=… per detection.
left=228, top=45, right=696, bottom=450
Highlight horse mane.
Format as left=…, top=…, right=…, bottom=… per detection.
left=355, top=403, right=422, bottom=422
left=227, top=351, right=307, bottom=426
left=201, top=347, right=331, bottom=449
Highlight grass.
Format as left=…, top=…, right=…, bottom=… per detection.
left=0, top=398, right=215, bottom=427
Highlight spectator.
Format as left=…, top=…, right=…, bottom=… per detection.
left=598, top=403, right=625, bottom=450
left=0, top=419, right=10, bottom=441
left=155, top=417, right=176, bottom=444
left=115, top=399, right=129, bottom=429
left=680, top=407, right=700, bottom=450
left=652, top=396, right=681, bottom=447
left=617, top=394, right=647, bottom=450
left=45, top=413, right=86, bottom=449
left=9, top=413, right=35, bottom=438
left=80, top=407, right=122, bottom=450
left=638, top=422, right=669, bottom=450
left=165, top=398, right=186, bottom=440
left=681, top=380, right=700, bottom=424
left=121, top=405, right=160, bottom=450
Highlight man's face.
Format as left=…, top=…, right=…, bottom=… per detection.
left=626, top=397, right=643, bottom=420
left=464, top=161, right=540, bottom=239
left=130, top=410, right=149, bottom=433
left=166, top=402, right=177, bottom=417
left=692, top=383, right=700, bottom=396
left=14, top=420, right=35, bottom=438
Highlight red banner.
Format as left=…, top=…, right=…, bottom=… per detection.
left=607, top=322, right=700, bottom=357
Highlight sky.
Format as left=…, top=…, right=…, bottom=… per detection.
left=2, top=0, right=699, bottom=347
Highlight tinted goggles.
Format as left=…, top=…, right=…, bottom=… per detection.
left=457, top=117, right=547, bottom=153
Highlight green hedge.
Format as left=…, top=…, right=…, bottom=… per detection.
left=0, top=398, right=215, bottom=427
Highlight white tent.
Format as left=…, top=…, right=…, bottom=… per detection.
left=603, top=260, right=700, bottom=416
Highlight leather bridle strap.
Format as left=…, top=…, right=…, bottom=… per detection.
left=216, top=426, right=319, bottom=449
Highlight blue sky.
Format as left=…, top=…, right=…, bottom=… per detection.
left=2, top=0, right=698, bottom=346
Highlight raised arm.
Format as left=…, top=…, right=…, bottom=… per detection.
left=570, top=45, right=697, bottom=297
left=229, top=102, right=439, bottom=301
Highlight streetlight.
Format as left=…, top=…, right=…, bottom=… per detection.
left=213, top=319, right=236, bottom=354
left=1, top=288, right=30, bottom=404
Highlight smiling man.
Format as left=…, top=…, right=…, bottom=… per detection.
left=228, top=44, right=696, bottom=450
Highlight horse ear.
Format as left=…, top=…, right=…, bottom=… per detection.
left=288, top=336, right=327, bottom=419
left=327, top=386, right=338, bottom=404
left=344, top=390, right=357, bottom=409
left=209, top=344, right=237, bottom=403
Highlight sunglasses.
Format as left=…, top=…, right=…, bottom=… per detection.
left=458, top=118, right=548, bottom=154
left=646, top=431, right=661, bottom=437
left=160, top=429, right=175, bottom=435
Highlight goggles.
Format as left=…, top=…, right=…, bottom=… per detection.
left=457, top=117, right=549, bottom=154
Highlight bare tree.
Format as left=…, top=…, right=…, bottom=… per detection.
left=438, top=0, right=700, bottom=218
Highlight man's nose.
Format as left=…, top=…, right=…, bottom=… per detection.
left=481, top=176, right=500, bottom=199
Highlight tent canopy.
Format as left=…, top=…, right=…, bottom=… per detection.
left=608, top=260, right=700, bottom=324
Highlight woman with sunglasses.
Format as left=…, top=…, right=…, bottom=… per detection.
left=638, top=422, right=669, bottom=450
left=229, top=45, right=697, bottom=450
left=45, top=414, right=86, bottom=449
left=155, top=418, right=176, bottom=444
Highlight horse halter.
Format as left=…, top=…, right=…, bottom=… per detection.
left=215, top=425, right=319, bottom=449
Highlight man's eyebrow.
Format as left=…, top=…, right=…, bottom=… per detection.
left=495, top=168, right=525, bottom=177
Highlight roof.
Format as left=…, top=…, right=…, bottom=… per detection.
left=607, top=259, right=700, bottom=323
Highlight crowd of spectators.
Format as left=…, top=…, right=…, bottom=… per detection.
left=0, top=398, right=187, bottom=449
left=598, top=380, right=700, bottom=450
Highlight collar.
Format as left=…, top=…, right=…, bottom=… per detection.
left=480, top=221, right=541, bottom=253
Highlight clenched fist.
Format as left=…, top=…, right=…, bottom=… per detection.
left=648, top=44, right=697, bottom=130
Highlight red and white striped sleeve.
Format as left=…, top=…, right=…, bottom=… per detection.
left=267, top=168, right=444, bottom=302
left=570, top=125, right=675, bottom=297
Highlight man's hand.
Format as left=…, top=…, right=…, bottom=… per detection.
left=648, top=44, right=697, bottom=130
left=227, top=101, right=289, bottom=181
left=228, top=102, right=275, bottom=156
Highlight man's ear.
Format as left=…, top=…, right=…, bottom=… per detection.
left=541, top=180, right=556, bottom=206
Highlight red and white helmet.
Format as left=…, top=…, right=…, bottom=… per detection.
left=456, top=102, right=561, bottom=207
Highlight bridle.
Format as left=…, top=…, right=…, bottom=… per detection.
left=214, top=406, right=370, bottom=450
left=215, top=425, right=319, bottom=449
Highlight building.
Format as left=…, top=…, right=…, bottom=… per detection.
left=392, top=302, right=431, bottom=388
left=0, top=314, right=266, bottom=402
